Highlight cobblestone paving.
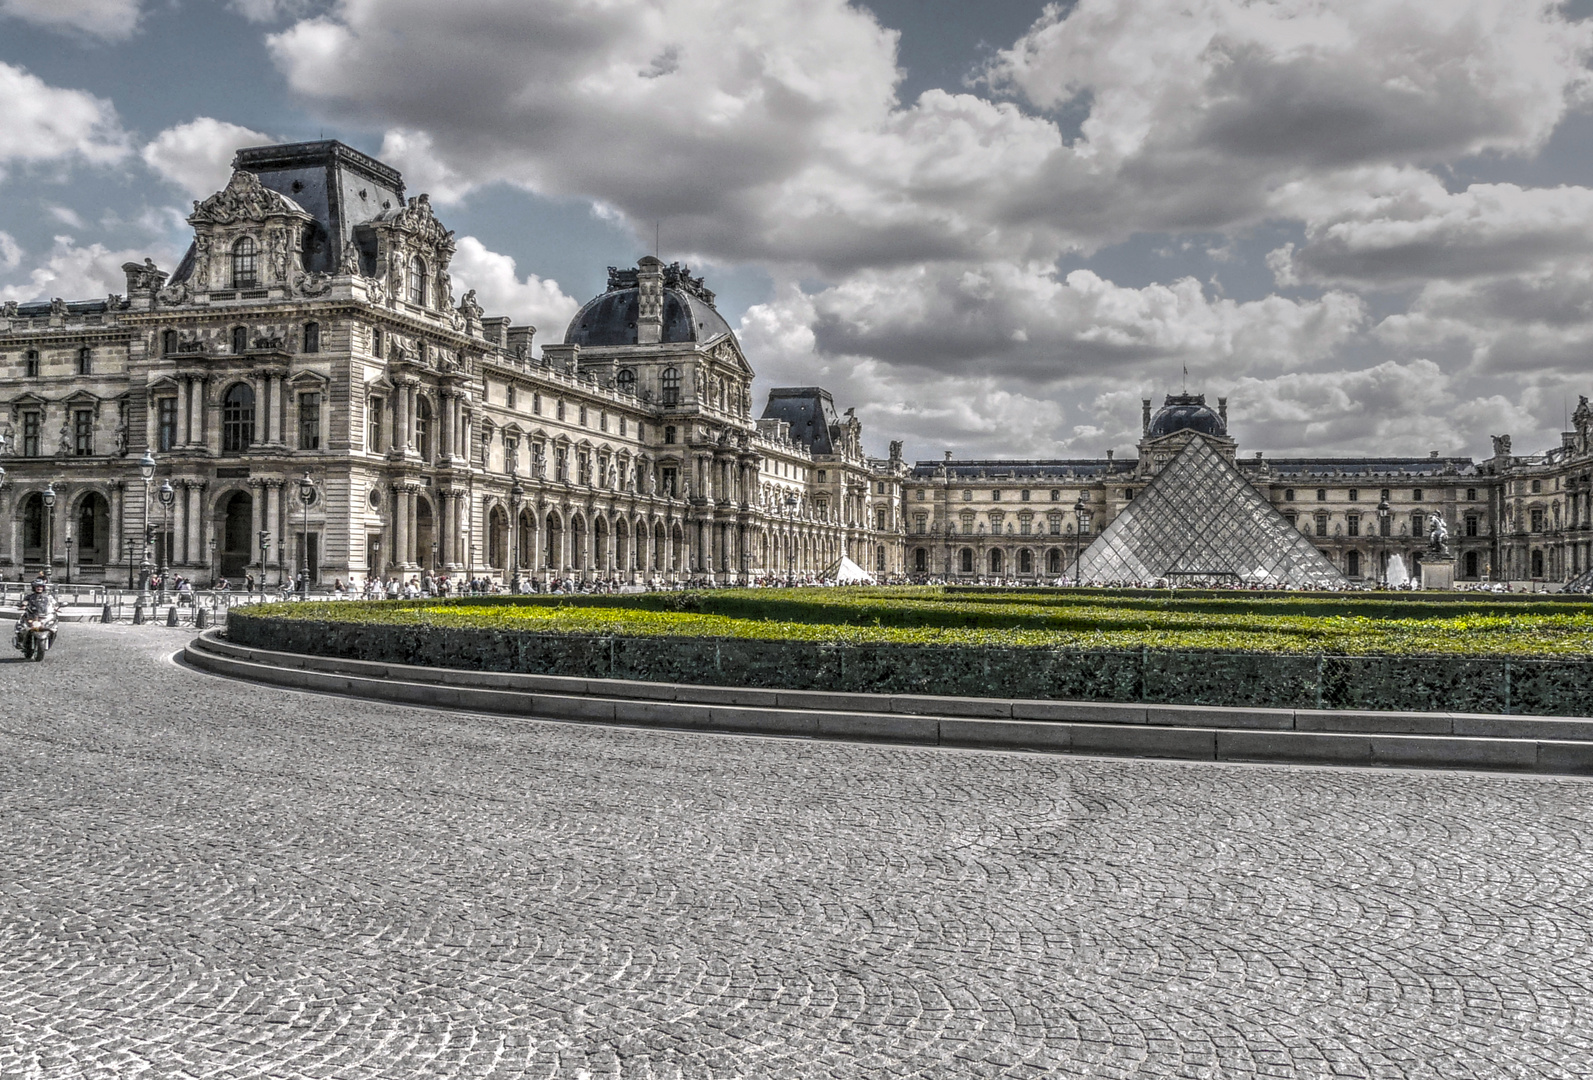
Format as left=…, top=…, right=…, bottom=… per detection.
left=3, top=625, right=1593, bottom=1078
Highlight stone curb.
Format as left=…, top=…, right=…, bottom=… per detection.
left=183, top=633, right=1593, bottom=776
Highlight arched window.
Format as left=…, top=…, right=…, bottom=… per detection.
left=222, top=382, right=256, bottom=453
left=1019, top=549, right=1033, bottom=574
left=232, top=237, right=258, bottom=289
left=232, top=326, right=248, bottom=354
left=989, top=549, right=1003, bottom=574
left=409, top=256, right=427, bottom=306
left=77, top=347, right=92, bottom=375
left=661, top=366, right=681, bottom=406
left=617, top=368, right=636, bottom=394
left=1048, top=549, right=1062, bottom=575
left=303, top=322, right=320, bottom=354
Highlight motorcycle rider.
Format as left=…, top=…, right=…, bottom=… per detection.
left=15, top=579, right=57, bottom=649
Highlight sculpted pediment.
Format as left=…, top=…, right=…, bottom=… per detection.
left=190, top=170, right=312, bottom=227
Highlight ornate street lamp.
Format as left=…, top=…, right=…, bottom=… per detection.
left=508, top=468, right=525, bottom=593
left=64, top=524, right=73, bottom=587
left=784, top=492, right=798, bottom=584
left=135, top=450, right=156, bottom=620
left=1377, top=495, right=1392, bottom=585
left=41, top=482, right=56, bottom=583
left=1072, top=491, right=1090, bottom=584
left=296, top=470, right=316, bottom=597
left=157, top=479, right=176, bottom=603
left=257, top=529, right=271, bottom=600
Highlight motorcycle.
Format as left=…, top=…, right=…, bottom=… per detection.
left=15, top=612, right=58, bottom=661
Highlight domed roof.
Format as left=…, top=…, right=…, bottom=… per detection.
left=1147, top=393, right=1226, bottom=439
left=564, top=262, right=733, bottom=346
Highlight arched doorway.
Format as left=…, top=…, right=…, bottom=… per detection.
left=913, top=547, right=927, bottom=573
left=571, top=515, right=586, bottom=571
left=989, top=549, right=1004, bottom=574
left=1047, top=549, right=1062, bottom=575
left=653, top=521, right=666, bottom=571
left=219, top=490, right=253, bottom=581
left=487, top=505, right=509, bottom=570
left=75, top=492, right=111, bottom=569
left=1347, top=550, right=1361, bottom=577
left=960, top=547, right=973, bottom=574
left=516, top=509, right=535, bottom=573
left=615, top=518, right=629, bottom=572
left=20, top=493, right=45, bottom=570
left=416, top=496, right=435, bottom=571
left=1018, top=549, right=1032, bottom=575
left=544, top=511, right=563, bottom=570
left=593, top=516, right=608, bottom=573
left=670, top=523, right=684, bottom=572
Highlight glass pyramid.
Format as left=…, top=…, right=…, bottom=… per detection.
left=1076, top=439, right=1346, bottom=588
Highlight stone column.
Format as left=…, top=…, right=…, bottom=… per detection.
left=392, top=485, right=410, bottom=572
left=438, top=390, right=453, bottom=464
left=407, top=489, right=418, bottom=566
left=108, top=482, right=124, bottom=579
left=187, top=481, right=205, bottom=566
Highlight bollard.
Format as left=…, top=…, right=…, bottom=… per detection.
left=166, top=605, right=179, bottom=627
left=101, top=603, right=113, bottom=624
left=195, top=607, right=210, bottom=629
left=132, top=601, right=145, bottom=625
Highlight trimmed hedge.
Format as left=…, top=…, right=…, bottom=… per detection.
left=228, top=606, right=1593, bottom=717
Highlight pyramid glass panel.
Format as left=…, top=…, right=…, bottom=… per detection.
left=1076, top=439, right=1346, bottom=588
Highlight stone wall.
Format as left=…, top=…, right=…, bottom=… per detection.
left=227, top=611, right=1593, bottom=717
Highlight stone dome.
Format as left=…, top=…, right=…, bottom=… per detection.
left=564, top=262, right=732, bottom=346
left=1146, top=393, right=1226, bottom=438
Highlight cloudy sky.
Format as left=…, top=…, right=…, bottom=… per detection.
left=4, top=0, right=1593, bottom=463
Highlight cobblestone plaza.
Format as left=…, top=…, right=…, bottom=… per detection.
left=3, top=626, right=1593, bottom=1078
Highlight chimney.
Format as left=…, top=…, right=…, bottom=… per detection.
left=1218, top=397, right=1228, bottom=427
left=636, top=255, right=663, bottom=345
left=1141, top=399, right=1151, bottom=434
left=1106, top=449, right=1114, bottom=465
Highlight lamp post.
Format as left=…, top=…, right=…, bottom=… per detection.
left=64, top=525, right=73, bottom=586
left=257, top=529, right=271, bottom=600
left=508, top=469, right=525, bottom=592
left=1377, top=495, right=1392, bottom=586
left=370, top=535, right=382, bottom=591
left=135, top=450, right=155, bottom=619
left=783, top=492, right=798, bottom=585
left=41, top=482, right=56, bottom=583
left=296, top=470, right=316, bottom=597
left=1072, top=491, right=1090, bottom=584
left=157, top=479, right=175, bottom=603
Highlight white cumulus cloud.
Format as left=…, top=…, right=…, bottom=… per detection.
left=141, top=117, right=276, bottom=200
left=1, top=0, right=141, bottom=40
left=448, top=236, right=580, bottom=347
left=0, top=62, right=129, bottom=173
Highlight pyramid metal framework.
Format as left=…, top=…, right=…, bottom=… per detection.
left=1075, top=439, right=1347, bottom=587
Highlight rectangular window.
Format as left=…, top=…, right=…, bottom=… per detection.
left=1316, top=488, right=1327, bottom=501
left=372, top=328, right=383, bottom=358
left=1315, top=514, right=1328, bottom=537
left=157, top=397, right=179, bottom=452
left=600, top=411, right=608, bottom=432
left=992, top=490, right=1001, bottom=501
left=916, top=489, right=925, bottom=501
left=914, top=514, right=926, bottom=534
left=555, top=446, right=568, bottom=481
left=1347, top=515, right=1359, bottom=537
left=1348, top=489, right=1358, bottom=502
left=368, top=399, right=384, bottom=453
left=579, top=405, right=588, bottom=426
left=875, top=508, right=887, bottom=530
left=1412, top=488, right=1423, bottom=501
left=1413, top=512, right=1425, bottom=536
left=1466, top=515, right=1479, bottom=537
left=24, top=350, right=39, bottom=377
left=1531, top=507, right=1545, bottom=532
left=1021, top=489, right=1030, bottom=501
left=619, top=416, right=627, bottom=437
left=298, top=392, right=322, bottom=450
left=1020, top=519, right=1031, bottom=535
left=507, top=385, right=516, bottom=409
left=664, top=425, right=677, bottom=445
left=73, top=409, right=94, bottom=456
left=1466, top=487, right=1477, bottom=501
left=533, top=391, right=541, bottom=415
left=1049, top=517, right=1061, bottom=535
left=532, top=440, right=546, bottom=478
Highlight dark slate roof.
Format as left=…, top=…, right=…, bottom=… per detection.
left=909, top=459, right=1134, bottom=480
left=564, top=263, right=733, bottom=346
left=1147, top=392, right=1225, bottom=438
left=1262, top=457, right=1477, bottom=478
left=762, top=387, right=842, bottom=455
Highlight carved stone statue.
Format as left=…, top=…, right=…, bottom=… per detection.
left=459, top=288, right=483, bottom=321
left=1427, top=511, right=1451, bottom=559
left=1491, top=434, right=1512, bottom=458
left=114, top=419, right=128, bottom=456
left=57, top=421, right=72, bottom=455
left=338, top=243, right=363, bottom=276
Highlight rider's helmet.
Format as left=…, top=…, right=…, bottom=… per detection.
left=31, top=581, right=46, bottom=592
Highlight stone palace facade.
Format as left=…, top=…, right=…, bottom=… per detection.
left=0, top=140, right=1590, bottom=588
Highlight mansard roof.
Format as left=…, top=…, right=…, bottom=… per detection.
left=762, top=387, right=843, bottom=456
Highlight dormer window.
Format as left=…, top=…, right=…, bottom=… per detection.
left=617, top=368, right=636, bottom=393
left=232, top=237, right=257, bottom=289
left=408, top=256, right=427, bottom=306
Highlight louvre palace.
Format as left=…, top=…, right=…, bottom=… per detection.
left=1, top=139, right=1591, bottom=590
